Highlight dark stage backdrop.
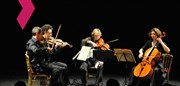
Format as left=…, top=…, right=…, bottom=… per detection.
left=1, top=0, right=180, bottom=81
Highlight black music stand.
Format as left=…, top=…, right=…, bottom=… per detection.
left=114, top=48, right=136, bottom=86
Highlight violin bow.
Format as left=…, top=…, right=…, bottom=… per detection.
left=51, top=24, right=62, bottom=49
left=107, top=39, right=119, bottom=44
left=101, top=39, right=119, bottom=51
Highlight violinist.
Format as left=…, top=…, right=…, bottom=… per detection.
left=41, top=24, right=72, bottom=49
left=82, top=29, right=110, bottom=50
left=41, top=24, right=71, bottom=86
left=26, top=26, right=71, bottom=86
left=80, top=28, right=109, bottom=86
left=127, top=27, right=170, bottom=86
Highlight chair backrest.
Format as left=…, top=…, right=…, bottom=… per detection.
left=25, top=51, right=50, bottom=86
left=162, top=53, right=173, bottom=83
left=25, top=51, right=32, bottom=73
left=87, top=66, right=96, bottom=78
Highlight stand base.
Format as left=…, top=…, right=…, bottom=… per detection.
left=69, top=79, right=81, bottom=86
left=163, top=83, right=175, bottom=86
left=122, top=82, right=128, bottom=86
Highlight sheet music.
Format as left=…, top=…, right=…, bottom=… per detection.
left=77, top=46, right=92, bottom=61
left=114, top=48, right=136, bottom=63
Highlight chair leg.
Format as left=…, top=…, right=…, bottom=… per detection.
left=32, top=76, right=40, bottom=86
left=28, top=74, right=32, bottom=86
left=45, top=79, right=49, bottom=86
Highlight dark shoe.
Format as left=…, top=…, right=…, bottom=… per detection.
left=95, top=80, right=102, bottom=86
left=95, top=82, right=99, bottom=86
left=99, top=82, right=104, bottom=86
left=81, top=83, right=87, bottom=86
left=80, top=83, right=88, bottom=86
left=95, top=81, right=104, bottom=86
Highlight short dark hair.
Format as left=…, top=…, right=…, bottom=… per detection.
left=41, top=24, right=53, bottom=34
left=32, top=26, right=42, bottom=36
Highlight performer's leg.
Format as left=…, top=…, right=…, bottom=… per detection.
left=49, top=67, right=61, bottom=86
left=80, top=62, right=88, bottom=86
left=151, top=67, right=165, bottom=86
left=51, top=61, right=70, bottom=85
left=52, top=61, right=68, bottom=69
left=95, top=61, right=104, bottom=85
left=63, top=67, right=70, bottom=86
left=127, top=67, right=139, bottom=86
left=47, top=61, right=68, bottom=86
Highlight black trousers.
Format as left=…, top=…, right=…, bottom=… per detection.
left=42, top=61, right=70, bottom=86
left=80, top=58, right=103, bottom=85
left=127, top=62, right=166, bottom=86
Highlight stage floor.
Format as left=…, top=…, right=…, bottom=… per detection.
left=0, top=73, right=179, bottom=86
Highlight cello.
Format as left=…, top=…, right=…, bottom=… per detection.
left=133, top=32, right=166, bottom=79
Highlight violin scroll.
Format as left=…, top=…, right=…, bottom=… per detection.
left=62, top=42, right=73, bottom=48
left=161, top=32, right=166, bottom=38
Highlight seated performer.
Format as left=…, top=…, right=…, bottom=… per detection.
left=79, top=28, right=110, bottom=86
left=127, top=27, right=170, bottom=86
left=26, top=25, right=70, bottom=86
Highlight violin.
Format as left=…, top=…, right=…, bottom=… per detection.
left=47, top=37, right=73, bottom=48
left=95, top=38, right=110, bottom=50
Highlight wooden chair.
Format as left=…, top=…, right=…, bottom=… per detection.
left=87, top=66, right=96, bottom=78
left=86, top=61, right=105, bottom=86
left=25, top=51, right=51, bottom=86
left=84, top=66, right=97, bottom=86
left=162, top=53, right=173, bottom=84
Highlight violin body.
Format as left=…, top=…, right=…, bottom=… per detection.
left=101, top=43, right=110, bottom=50
left=40, top=37, right=73, bottom=48
left=133, top=47, right=161, bottom=79
left=95, top=38, right=110, bottom=50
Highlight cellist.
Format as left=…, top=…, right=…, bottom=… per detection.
left=128, top=27, right=170, bottom=86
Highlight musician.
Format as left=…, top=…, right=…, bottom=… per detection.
left=80, top=28, right=110, bottom=86
left=26, top=26, right=70, bottom=86
left=41, top=24, right=72, bottom=59
left=127, top=27, right=170, bottom=86
left=41, top=24, right=71, bottom=86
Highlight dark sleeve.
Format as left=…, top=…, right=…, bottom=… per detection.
left=52, top=46, right=62, bottom=56
left=81, top=37, right=91, bottom=46
left=26, top=40, right=48, bottom=54
left=141, top=40, right=151, bottom=51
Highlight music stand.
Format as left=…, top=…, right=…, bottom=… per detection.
left=114, top=48, right=136, bottom=86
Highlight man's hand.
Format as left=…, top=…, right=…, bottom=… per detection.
left=47, top=47, right=53, bottom=53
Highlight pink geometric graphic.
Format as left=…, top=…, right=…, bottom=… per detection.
left=17, top=0, right=35, bottom=30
